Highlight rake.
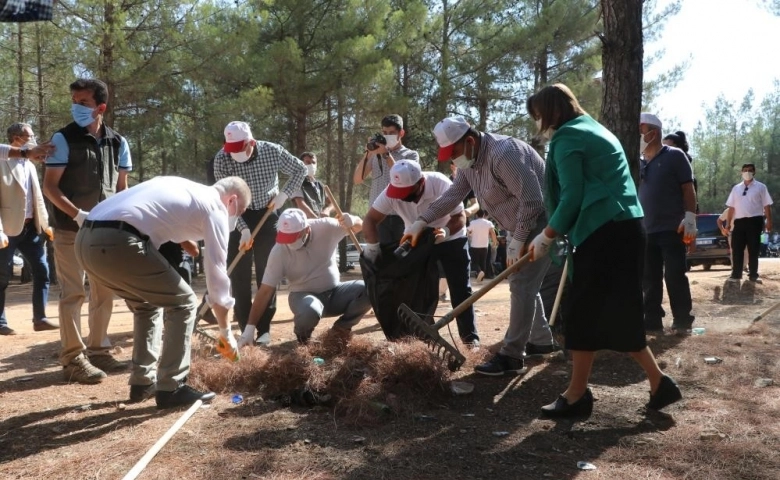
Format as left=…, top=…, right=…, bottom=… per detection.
left=398, top=251, right=533, bottom=371
left=193, top=200, right=276, bottom=343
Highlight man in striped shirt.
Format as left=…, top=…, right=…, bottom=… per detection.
left=213, top=121, right=307, bottom=346
left=403, top=117, right=556, bottom=376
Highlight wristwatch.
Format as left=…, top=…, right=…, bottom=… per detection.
left=20, top=147, right=28, bottom=158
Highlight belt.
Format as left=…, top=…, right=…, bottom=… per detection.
left=83, top=220, right=147, bottom=239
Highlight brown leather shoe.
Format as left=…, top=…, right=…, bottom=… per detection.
left=33, top=318, right=59, bottom=331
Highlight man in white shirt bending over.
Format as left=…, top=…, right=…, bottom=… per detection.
left=362, top=160, right=479, bottom=348
left=468, top=209, right=497, bottom=282
left=75, top=176, right=248, bottom=409
left=240, top=208, right=370, bottom=345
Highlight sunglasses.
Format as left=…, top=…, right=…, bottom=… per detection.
left=743, top=186, right=749, bottom=196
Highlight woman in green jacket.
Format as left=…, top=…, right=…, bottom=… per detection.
left=525, top=84, right=682, bottom=418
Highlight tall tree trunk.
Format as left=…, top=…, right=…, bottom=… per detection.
left=17, top=24, right=25, bottom=119
left=325, top=96, right=334, bottom=189
left=35, top=24, right=47, bottom=138
left=295, top=107, right=307, bottom=155
left=336, top=88, right=346, bottom=268
left=600, top=0, right=643, bottom=182
left=100, top=1, right=116, bottom=128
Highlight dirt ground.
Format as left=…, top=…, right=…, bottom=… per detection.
left=1, top=260, right=779, bottom=480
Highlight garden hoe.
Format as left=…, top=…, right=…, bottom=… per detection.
left=193, top=200, right=276, bottom=345
left=398, top=251, right=533, bottom=371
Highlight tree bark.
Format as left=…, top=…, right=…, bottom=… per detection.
left=17, top=24, right=25, bottom=119
left=600, top=0, right=643, bottom=183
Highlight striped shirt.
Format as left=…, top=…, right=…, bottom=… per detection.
left=420, top=132, right=546, bottom=243
left=367, top=146, right=420, bottom=204
left=213, top=141, right=307, bottom=231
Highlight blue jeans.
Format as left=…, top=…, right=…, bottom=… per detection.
left=643, top=230, right=694, bottom=329
left=0, top=222, right=50, bottom=327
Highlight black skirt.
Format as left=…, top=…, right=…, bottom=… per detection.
left=563, top=218, right=647, bottom=352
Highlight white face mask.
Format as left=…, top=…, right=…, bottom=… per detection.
left=306, top=163, right=317, bottom=178
left=288, top=232, right=308, bottom=251
left=383, top=134, right=399, bottom=149
left=742, top=171, right=754, bottom=181
left=452, top=141, right=475, bottom=169
left=24, top=138, right=37, bottom=149
left=639, top=133, right=649, bottom=154
left=231, top=143, right=253, bottom=163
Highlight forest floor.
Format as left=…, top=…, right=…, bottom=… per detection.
left=1, top=260, right=779, bottom=480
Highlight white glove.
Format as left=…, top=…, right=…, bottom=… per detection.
left=678, top=211, right=697, bottom=245
left=239, top=228, right=253, bottom=251
left=0, top=232, right=7, bottom=249
left=73, top=209, right=89, bottom=228
left=433, top=226, right=450, bottom=244
left=363, top=243, right=381, bottom=263
left=237, top=324, right=256, bottom=349
left=271, top=192, right=288, bottom=210
left=506, top=238, right=524, bottom=266
left=529, top=231, right=555, bottom=262
left=400, top=219, right=428, bottom=247
left=338, top=213, right=356, bottom=229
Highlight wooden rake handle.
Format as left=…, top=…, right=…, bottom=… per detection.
left=434, top=251, right=533, bottom=329
left=323, top=185, right=362, bottom=254
left=548, top=257, right=568, bottom=327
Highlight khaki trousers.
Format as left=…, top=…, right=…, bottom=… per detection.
left=54, top=229, right=114, bottom=366
left=75, top=226, right=197, bottom=391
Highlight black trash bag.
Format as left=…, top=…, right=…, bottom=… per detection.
left=360, top=230, right=438, bottom=340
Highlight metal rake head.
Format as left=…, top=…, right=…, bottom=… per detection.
left=193, top=325, right=218, bottom=346
left=398, top=303, right=465, bottom=372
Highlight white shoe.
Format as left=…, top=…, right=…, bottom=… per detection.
left=476, top=271, right=485, bottom=282
left=255, top=332, right=271, bottom=346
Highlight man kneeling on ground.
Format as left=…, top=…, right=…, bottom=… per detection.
left=75, top=176, right=247, bottom=409
left=239, top=208, right=370, bottom=345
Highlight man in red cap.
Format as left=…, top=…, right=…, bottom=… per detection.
left=238, top=208, right=370, bottom=345
left=212, top=121, right=307, bottom=346
left=362, top=160, right=478, bottom=347
left=402, top=117, right=558, bottom=376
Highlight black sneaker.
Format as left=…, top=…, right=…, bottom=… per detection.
left=129, top=383, right=157, bottom=403
left=156, top=384, right=216, bottom=410
left=646, top=375, right=682, bottom=411
left=474, top=353, right=526, bottom=376
left=524, top=342, right=561, bottom=358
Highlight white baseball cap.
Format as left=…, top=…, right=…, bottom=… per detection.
left=223, top=121, right=253, bottom=156
left=639, top=113, right=662, bottom=130
left=433, top=116, right=470, bottom=161
left=276, top=208, right=308, bottom=244
left=386, top=160, right=422, bottom=199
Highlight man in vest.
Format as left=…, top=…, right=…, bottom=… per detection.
left=291, top=152, right=334, bottom=219
left=43, top=78, right=132, bottom=384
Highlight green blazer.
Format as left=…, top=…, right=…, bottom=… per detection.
left=545, top=115, right=643, bottom=247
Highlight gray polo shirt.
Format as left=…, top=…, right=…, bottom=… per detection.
left=262, top=218, right=346, bottom=293
left=367, top=146, right=420, bottom=204
left=638, top=146, right=693, bottom=234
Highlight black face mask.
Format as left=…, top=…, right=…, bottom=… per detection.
left=401, top=182, right=424, bottom=203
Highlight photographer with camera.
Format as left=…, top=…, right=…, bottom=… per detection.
left=353, top=114, right=419, bottom=247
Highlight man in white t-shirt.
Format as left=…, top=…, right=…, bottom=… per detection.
left=363, top=160, right=478, bottom=347
left=75, top=176, right=249, bottom=409
left=725, top=163, right=773, bottom=282
left=467, top=209, right=497, bottom=282
left=240, top=208, right=370, bottom=345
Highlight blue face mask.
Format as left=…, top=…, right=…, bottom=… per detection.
left=71, top=104, right=96, bottom=127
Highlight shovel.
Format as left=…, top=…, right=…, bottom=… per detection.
left=398, top=252, right=533, bottom=371
left=323, top=185, right=362, bottom=254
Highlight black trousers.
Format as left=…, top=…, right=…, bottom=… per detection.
left=470, top=247, right=488, bottom=275
left=227, top=208, right=279, bottom=336
left=731, top=216, right=764, bottom=279
left=643, top=230, right=694, bottom=329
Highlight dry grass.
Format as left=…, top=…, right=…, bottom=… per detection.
left=189, top=329, right=452, bottom=426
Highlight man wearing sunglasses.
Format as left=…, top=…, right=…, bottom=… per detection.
left=725, top=163, right=773, bottom=283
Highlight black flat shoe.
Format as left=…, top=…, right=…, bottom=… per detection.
left=129, top=383, right=157, bottom=403
left=541, top=388, right=593, bottom=418
left=156, top=384, right=216, bottom=410
left=647, top=375, right=682, bottom=411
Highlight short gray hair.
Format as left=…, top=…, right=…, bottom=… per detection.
left=7, top=123, right=31, bottom=143
left=213, top=176, right=251, bottom=210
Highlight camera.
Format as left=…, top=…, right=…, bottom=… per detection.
left=366, top=133, right=387, bottom=151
